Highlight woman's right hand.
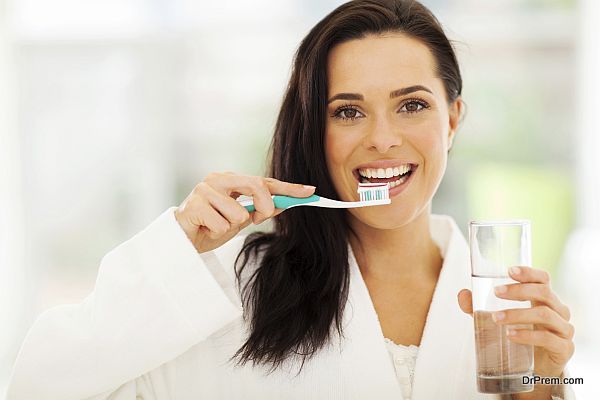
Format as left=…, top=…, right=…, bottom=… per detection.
left=174, top=172, right=316, bottom=254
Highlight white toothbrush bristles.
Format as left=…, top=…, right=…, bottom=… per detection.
left=357, top=182, right=390, bottom=202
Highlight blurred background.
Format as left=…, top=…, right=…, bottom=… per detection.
left=0, top=0, right=598, bottom=398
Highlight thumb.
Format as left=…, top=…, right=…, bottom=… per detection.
left=457, top=289, right=473, bottom=316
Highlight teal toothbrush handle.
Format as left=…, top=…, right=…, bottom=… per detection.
left=243, top=194, right=320, bottom=212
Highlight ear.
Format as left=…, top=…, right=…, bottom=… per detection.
left=447, top=97, right=463, bottom=151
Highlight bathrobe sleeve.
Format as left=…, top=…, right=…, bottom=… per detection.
left=6, top=206, right=245, bottom=400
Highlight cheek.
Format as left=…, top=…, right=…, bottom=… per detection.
left=325, top=127, right=362, bottom=200
left=324, top=134, right=340, bottom=171
left=418, top=131, right=445, bottom=159
left=413, top=115, right=447, bottom=155
left=325, top=128, right=357, bottom=174
left=412, top=123, right=448, bottom=187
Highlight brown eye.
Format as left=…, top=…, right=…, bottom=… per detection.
left=342, top=109, right=357, bottom=118
left=332, top=105, right=365, bottom=121
left=399, top=99, right=429, bottom=114
left=405, top=102, right=419, bottom=112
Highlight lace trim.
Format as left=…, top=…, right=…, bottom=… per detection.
left=384, top=338, right=419, bottom=399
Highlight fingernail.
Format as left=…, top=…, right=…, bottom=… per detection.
left=303, top=185, right=316, bottom=190
left=493, top=311, right=505, bottom=321
left=495, top=285, right=507, bottom=294
left=510, top=266, right=520, bottom=275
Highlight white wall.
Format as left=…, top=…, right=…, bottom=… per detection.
left=557, top=0, right=600, bottom=398
left=0, top=0, right=28, bottom=394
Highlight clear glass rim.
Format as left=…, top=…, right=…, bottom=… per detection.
left=469, top=219, right=531, bottom=226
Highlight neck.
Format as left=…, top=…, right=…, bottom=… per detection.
left=347, top=205, right=443, bottom=283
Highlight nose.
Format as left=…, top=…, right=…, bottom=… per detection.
left=363, top=116, right=403, bottom=153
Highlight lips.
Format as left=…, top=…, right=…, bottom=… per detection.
left=353, top=159, right=418, bottom=171
left=351, top=162, right=419, bottom=183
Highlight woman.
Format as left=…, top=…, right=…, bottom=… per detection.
left=7, top=1, right=576, bottom=399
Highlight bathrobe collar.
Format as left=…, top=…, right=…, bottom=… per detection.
left=340, top=214, right=474, bottom=400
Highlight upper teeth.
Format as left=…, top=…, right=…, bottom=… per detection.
left=358, top=165, right=411, bottom=178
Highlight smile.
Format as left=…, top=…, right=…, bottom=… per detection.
left=354, top=163, right=416, bottom=186
left=352, top=161, right=418, bottom=197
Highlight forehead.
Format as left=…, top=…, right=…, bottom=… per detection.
left=326, top=33, right=438, bottom=93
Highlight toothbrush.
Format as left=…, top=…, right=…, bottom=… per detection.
left=238, top=182, right=391, bottom=212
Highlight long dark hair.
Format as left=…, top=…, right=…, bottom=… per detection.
left=231, top=0, right=463, bottom=374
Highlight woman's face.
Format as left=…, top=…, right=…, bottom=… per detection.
left=325, top=33, right=461, bottom=229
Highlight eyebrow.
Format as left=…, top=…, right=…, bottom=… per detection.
left=390, top=85, right=433, bottom=98
left=327, top=85, right=433, bottom=104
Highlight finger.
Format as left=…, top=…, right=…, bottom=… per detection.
left=190, top=200, right=231, bottom=239
left=204, top=175, right=276, bottom=223
left=247, top=178, right=275, bottom=224
left=506, top=328, right=575, bottom=360
left=493, top=282, right=571, bottom=321
left=259, top=179, right=315, bottom=223
left=491, top=306, right=574, bottom=340
left=263, top=177, right=316, bottom=198
left=201, top=184, right=251, bottom=227
left=248, top=177, right=315, bottom=223
left=206, top=173, right=315, bottom=199
left=206, top=174, right=315, bottom=223
left=254, top=206, right=288, bottom=225
left=508, top=266, right=550, bottom=285
left=207, top=217, right=253, bottom=245
left=457, top=289, right=473, bottom=316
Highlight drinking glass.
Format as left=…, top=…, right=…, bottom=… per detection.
left=469, top=220, right=535, bottom=394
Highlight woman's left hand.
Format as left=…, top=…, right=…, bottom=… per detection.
left=457, top=266, right=575, bottom=379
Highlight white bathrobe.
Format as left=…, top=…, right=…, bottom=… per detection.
left=6, top=206, right=576, bottom=400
